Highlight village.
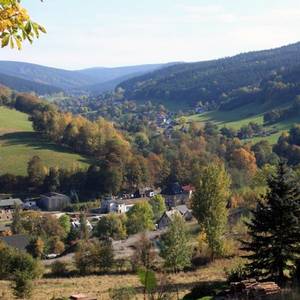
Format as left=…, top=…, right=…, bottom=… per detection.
left=0, top=183, right=195, bottom=259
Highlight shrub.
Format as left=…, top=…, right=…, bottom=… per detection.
left=12, top=271, right=33, bottom=299
left=225, top=262, right=249, bottom=283
left=220, top=238, right=238, bottom=258
left=183, top=282, right=226, bottom=299
left=109, top=286, right=136, bottom=300
left=51, top=261, right=68, bottom=276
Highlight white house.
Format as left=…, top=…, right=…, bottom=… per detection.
left=101, top=197, right=147, bottom=214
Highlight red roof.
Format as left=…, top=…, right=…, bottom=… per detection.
left=182, top=184, right=195, bottom=192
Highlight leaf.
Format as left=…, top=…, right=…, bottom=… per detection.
left=38, top=25, right=47, bottom=34
left=15, top=36, right=22, bottom=50
left=24, top=21, right=32, bottom=34
left=1, top=34, right=9, bottom=48
left=9, top=37, right=14, bottom=49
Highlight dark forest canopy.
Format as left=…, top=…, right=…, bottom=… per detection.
left=118, top=42, right=300, bottom=111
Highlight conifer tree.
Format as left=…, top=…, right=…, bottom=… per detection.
left=242, top=162, right=300, bottom=282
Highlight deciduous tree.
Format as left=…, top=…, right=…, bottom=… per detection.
left=192, top=163, right=231, bottom=260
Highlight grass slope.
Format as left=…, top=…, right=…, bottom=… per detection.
left=0, top=107, right=89, bottom=175
left=187, top=104, right=300, bottom=144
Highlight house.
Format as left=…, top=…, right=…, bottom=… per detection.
left=175, top=205, right=193, bottom=221
left=0, top=209, right=12, bottom=221
left=182, top=185, right=195, bottom=199
left=0, top=198, right=23, bottom=221
left=157, top=209, right=182, bottom=230
left=162, top=183, right=188, bottom=208
left=101, top=197, right=147, bottom=214
left=162, top=183, right=195, bottom=208
left=0, top=198, right=23, bottom=210
left=0, top=234, right=30, bottom=251
left=37, top=192, right=71, bottom=211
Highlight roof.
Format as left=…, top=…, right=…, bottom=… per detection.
left=164, top=209, right=182, bottom=220
left=41, top=192, right=69, bottom=198
left=182, top=184, right=196, bottom=192
left=175, top=205, right=190, bottom=215
left=0, top=234, right=30, bottom=251
left=0, top=198, right=23, bottom=208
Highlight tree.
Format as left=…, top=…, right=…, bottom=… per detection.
left=95, top=239, right=114, bottom=272
left=159, top=215, right=192, bottom=300
left=27, top=237, right=44, bottom=258
left=192, top=163, right=231, bottom=260
left=132, top=232, right=156, bottom=270
left=12, top=271, right=33, bottom=299
left=94, top=213, right=127, bottom=240
left=242, top=162, right=300, bottom=282
left=149, top=195, right=166, bottom=221
left=75, top=239, right=114, bottom=275
left=75, top=240, right=95, bottom=275
left=27, top=156, right=47, bottom=189
left=126, top=201, right=154, bottom=235
left=11, top=203, right=23, bottom=234
left=79, top=211, right=89, bottom=240
left=43, top=167, right=60, bottom=192
left=159, top=215, right=192, bottom=272
left=58, top=214, right=71, bottom=237
left=0, top=0, right=46, bottom=49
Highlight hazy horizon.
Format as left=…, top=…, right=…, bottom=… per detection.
left=1, top=0, right=300, bottom=70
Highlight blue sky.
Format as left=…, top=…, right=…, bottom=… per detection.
left=1, top=0, right=300, bottom=69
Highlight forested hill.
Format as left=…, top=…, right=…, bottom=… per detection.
left=118, top=42, right=300, bottom=110
left=0, top=61, right=171, bottom=95
left=0, top=72, right=63, bottom=95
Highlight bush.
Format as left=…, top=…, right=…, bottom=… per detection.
left=183, top=282, right=226, bottom=299
left=12, top=271, right=33, bottom=299
left=225, top=262, right=249, bottom=283
left=75, top=239, right=114, bottom=275
left=51, top=261, right=68, bottom=276
left=220, top=238, right=238, bottom=258
left=109, top=286, right=136, bottom=300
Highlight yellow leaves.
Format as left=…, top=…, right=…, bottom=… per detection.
left=0, top=0, right=46, bottom=50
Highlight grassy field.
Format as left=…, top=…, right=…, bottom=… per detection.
left=0, top=107, right=90, bottom=175
left=187, top=104, right=300, bottom=144
left=0, top=258, right=238, bottom=300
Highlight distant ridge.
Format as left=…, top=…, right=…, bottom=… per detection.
left=118, top=41, right=300, bottom=110
left=0, top=61, right=177, bottom=95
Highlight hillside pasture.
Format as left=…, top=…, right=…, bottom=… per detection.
left=187, top=105, right=300, bottom=144
left=0, top=107, right=90, bottom=175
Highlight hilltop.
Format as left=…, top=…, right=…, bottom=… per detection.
left=118, top=42, right=300, bottom=111
left=0, top=61, right=172, bottom=95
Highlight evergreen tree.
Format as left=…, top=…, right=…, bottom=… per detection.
left=242, top=162, right=300, bottom=282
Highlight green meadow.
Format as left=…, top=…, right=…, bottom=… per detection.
left=0, top=106, right=90, bottom=175
left=186, top=104, right=300, bottom=144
